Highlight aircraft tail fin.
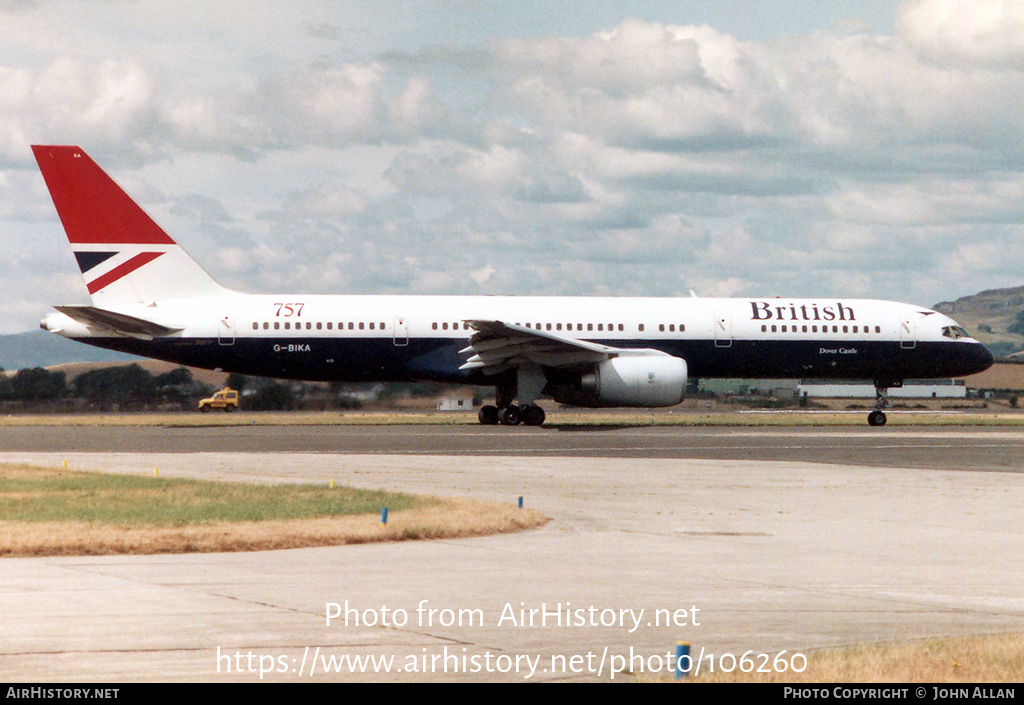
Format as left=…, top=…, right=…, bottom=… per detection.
left=32, top=145, right=229, bottom=306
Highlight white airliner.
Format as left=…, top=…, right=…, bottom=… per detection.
left=33, top=145, right=993, bottom=427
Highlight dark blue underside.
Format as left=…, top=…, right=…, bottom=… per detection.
left=75, top=336, right=994, bottom=386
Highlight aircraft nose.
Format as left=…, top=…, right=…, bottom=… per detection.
left=972, top=342, right=995, bottom=374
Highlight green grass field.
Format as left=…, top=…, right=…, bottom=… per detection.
left=0, top=464, right=548, bottom=556
left=0, top=464, right=430, bottom=525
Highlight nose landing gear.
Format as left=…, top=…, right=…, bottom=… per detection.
left=868, top=380, right=898, bottom=426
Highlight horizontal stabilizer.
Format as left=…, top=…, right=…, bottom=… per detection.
left=54, top=305, right=182, bottom=340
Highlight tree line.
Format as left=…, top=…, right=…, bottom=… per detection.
left=0, top=364, right=450, bottom=412
left=0, top=364, right=212, bottom=411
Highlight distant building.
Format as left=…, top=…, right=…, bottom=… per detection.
left=437, top=397, right=474, bottom=411
left=797, top=379, right=967, bottom=399
left=960, top=360, right=1024, bottom=393
left=698, top=378, right=798, bottom=397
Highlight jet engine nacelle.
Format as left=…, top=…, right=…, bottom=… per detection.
left=40, top=312, right=92, bottom=338
left=548, top=354, right=687, bottom=408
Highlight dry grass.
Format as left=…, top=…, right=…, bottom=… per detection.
left=0, top=411, right=475, bottom=427
left=3, top=409, right=1024, bottom=427
left=0, top=498, right=547, bottom=556
left=687, top=633, right=1024, bottom=683
left=550, top=411, right=1024, bottom=426
left=0, top=464, right=548, bottom=556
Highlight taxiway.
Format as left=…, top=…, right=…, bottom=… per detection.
left=1, top=424, right=1022, bottom=681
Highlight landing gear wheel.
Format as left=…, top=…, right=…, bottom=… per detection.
left=478, top=405, right=499, bottom=425
left=867, top=410, right=887, bottom=427
left=499, top=405, right=521, bottom=425
left=521, top=404, right=546, bottom=426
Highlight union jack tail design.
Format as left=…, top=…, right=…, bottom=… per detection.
left=32, top=145, right=227, bottom=307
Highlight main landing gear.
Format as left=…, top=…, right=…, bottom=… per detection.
left=478, top=367, right=547, bottom=426
left=478, top=403, right=546, bottom=426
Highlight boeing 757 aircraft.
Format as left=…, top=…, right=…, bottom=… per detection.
left=33, top=145, right=994, bottom=426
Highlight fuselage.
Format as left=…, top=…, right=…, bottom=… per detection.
left=43, top=293, right=995, bottom=386
left=31, top=145, right=997, bottom=426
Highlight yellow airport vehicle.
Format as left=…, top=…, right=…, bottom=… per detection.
left=198, top=387, right=239, bottom=413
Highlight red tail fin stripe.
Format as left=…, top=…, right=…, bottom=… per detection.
left=86, top=252, right=164, bottom=294
left=31, top=145, right=175, bottom=246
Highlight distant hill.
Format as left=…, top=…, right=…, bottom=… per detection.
left=0, top=331, right=227, bottom=388
left=0, top=330, right=142, bottom=371
left=934, top=286, right=1024, bottom=357
left=45, top=359, right=229, bottom=388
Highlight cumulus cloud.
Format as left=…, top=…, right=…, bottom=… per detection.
left=169, top=194, right=234, bottom=224
left=389, top=75, right=437, bottom=135
left=261, top=63, right=387, bottom=145
left=495, top=20, right=785, bottom=150
left=386, top=141, right=587, bottom=205
left=900, top=0, right=1024, bottom=66
left=0, top=57, right=157, bottom=161
left=827, top=177, right=1024, bottom=225
left=6, top=6, right=1024, bottom=333
left=498, top=18, right=1024, bottom=163
left=0, top=0, right=39, bottom=15
left=0, top=53, right=442, bottom=164
left=469, top=262, right=496, bottom=286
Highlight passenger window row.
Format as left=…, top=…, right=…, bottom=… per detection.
left=760, top=324, right=882, bottom=334
left=432, top=322, right=636, bottom=333
left=251, top=320, right=694, bottom=335
left=511, top=322, right=629, bottom=332
left=246, top=320, right=887, bottom=336
left=252, top=321, right=387, bottom=331
left=513, top=322, right=686, bottom=334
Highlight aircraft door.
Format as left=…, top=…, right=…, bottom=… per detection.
left=218, top=314, right=235, bottom=346
left=714, top=309, right=732, bottom=348
left=393, top=316, right=409, bottom=346
left=900, top=315, right=916, bottom=349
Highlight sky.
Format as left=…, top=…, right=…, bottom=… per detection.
left=2, top=0, right=1024, bottom=334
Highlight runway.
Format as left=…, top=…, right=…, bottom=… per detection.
left=2, top=423, right=1024, bottom=471
left=2, top=424, right=1023, bottom=681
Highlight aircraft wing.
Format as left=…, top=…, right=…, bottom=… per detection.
left=53, top=305, right=182, bottom=340
left=459, top=319, right=668, bottom=374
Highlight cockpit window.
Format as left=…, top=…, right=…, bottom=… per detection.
left=942, top=325, right=970, bottom=340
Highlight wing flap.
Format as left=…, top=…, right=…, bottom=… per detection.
left=460, top=319, right=670, bottom=375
